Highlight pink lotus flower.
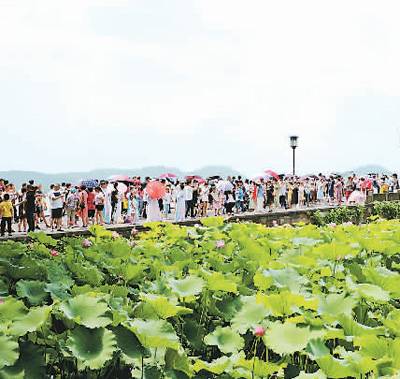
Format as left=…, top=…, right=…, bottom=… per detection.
left=215, top=240, right=225, bottom=249
left=50, top=249, right=59, bottom=257
left=254, top=326, right=265, bottom=337
left=272, top=220, right=278, bottom=227
left=131, top=228, right=138, bottom=237
left=82, top=239, right=92, bottom=248
left=111, top=231, right=120, bottom=239
left=0, top=298, right=4, bottom=304
left=327, top=222, right=337, bottom=228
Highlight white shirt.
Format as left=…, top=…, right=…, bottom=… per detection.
left=49, top=190, right=64, bottom=209
left=184, top=186, right=193, bottom=201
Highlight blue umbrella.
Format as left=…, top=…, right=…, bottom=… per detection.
left=79, top=179, right=99, bottom=188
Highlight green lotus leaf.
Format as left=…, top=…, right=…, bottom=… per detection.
left=263, top=322, right=322, bottom=356
left=384, top=309, right=400, bottom=336
left=262, top=267, right=308, bottom=293
left=60, top=294, right=111, bottom=328
left=295, top=370, right=327, bottom=379
left=66, top=326, right=116, bottom=370
left=112, top=325, right=149, bottom=364
left=165, top=348, right=193, bottom=377
left=338, top=315, right=384, bottom=337
left=192, top=356, right=230, bottom=374
left=15, top=280, right=48, bottom=306
left=352, top=282, right=390, bottom=303
left=8, top=306, right=51, bottom=337
left=317, top=293, right=356, bottom=318
left=205, top=272, right=237, bottom=293
left=353, top=335, right=389, bottom=359
left=200, top=216, right=224, bottom=227
left=316, top=355, right=358, bottom=378
left=305, top=339, right=330, bottom=359
left=0, top=298, right=27, bottom=324
left=363, top=266, right=400, bottom=297
left=204, top=326, right=244, bottom=354
left=230, top=352, right=285, bottom=377
left=231, top=296, right=269, bottom=334
left=0, top=336, right=19, bottom=370
left=0, top=342, right=45, bottom=379
left=128, top=319, right=180, bottom=350
left=182, top=318, right=207, bottom=351
left=257, top=292, right=317, bottom=317
left=253, top=270, right=273, bottom=291
left=140, top=294, right=193, bottom=319
left=168, top=276, right=205, bottom=298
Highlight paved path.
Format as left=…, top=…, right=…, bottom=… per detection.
left=0, top=204, right=337, bottom=241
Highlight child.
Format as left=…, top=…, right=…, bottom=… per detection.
left=0, top=193, right=14, bottom=236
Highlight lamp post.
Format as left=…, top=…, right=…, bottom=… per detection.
left=289, top=136, right=299, bottom=176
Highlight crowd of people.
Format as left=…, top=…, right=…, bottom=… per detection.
left=0, top=173, right=398, bottom=237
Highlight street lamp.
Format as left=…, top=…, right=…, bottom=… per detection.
left=289, top=136, right=299, bottom=175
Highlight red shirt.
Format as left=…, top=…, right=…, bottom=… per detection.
left=87, top=192, right=95, bottom=210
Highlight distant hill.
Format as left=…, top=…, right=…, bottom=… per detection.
left=342, top=165, right=392, bottom=177
left=0, top=166, right=242, bottom=189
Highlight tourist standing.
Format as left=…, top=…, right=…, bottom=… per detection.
left=49, top=184, right=64, bottom=231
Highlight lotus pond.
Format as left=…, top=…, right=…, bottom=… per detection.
left=1, top=218, right=400, bottom=378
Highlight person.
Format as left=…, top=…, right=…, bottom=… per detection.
left=225, top=190, right=235, bottom=215
left=162, top=186, right=172, bottom=219
left=35, top=189, right=49, bottom=229
left=175, top=183, right=186, bottom=222
left=17, top=188, right=27, bottom=232
left=184, top=182, right=194, bottom=218
left=235, top=185, right=244, bottom=213
left=49, top=184, right=64, bottom=231
left=87, top=188, right=96, bottom=224
left=94, top=186, right=105, bottom=225
left=199, top=182, right=210, bottom=217
left=79, top=186, right=89, bottom=227
left=65, top=189, right=79, bottom=228
left=26, top=185, right=37, bottom=232
left=110, top=183, right=119, bottom=223
left=0, top=193, right=13, bottom=236
left=100, top=181, right=111, bottom=224
left=145, top=192, right=162, bottom=222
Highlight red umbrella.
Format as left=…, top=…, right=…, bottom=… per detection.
left=159, top=173, right=177, bottom=179
left=264, top=169, right=280, bottom=180
left=146, top=181, right=166, bottom=200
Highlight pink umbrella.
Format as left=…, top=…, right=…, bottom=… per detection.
left=264, top=169, right=280, bottom=180
left=159, top=173, right=177, bottom=179
left=108, top=175, right=135, bottom=183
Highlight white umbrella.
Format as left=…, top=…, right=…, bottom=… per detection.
left=217, top=180, right=234, bottom=192
left=107, top=182, right=128, bottom=193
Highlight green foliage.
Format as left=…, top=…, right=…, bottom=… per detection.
left=1, top=222, right=400, bottom=377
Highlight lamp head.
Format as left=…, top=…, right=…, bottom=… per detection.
left=290, top=135, right=299, bottom=149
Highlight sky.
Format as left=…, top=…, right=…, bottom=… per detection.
left=1, top=0, right=400, bottom=176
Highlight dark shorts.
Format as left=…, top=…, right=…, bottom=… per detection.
left=96, top=204, right=104, bottom=211
left=88, top=209, right=95, bottom=218
left=51, top=208, right=63, bottom=219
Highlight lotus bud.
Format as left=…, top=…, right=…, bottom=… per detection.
left=50, top=249, right=59, bottom=257
left=215, top=240, right=225, bottom=249
left=254, top=326, right=265, bottom=337
left=82, top=239, right=92, bottom=248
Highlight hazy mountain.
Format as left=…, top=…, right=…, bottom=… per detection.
left=0, top=166, right=242, bottom=189
left=342, top=165, right=392, bottom=176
